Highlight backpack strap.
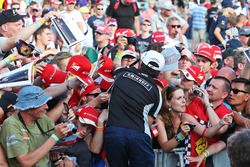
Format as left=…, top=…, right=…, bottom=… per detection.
left=114, top=1, right=120, bottom=10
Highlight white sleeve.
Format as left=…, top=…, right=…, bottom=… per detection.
left=0, top=37, right=8, bottom=54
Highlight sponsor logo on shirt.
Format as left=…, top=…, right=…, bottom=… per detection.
left=7, top=140, right=19, bottom=147
left=123, top=72, right=152, bottom=91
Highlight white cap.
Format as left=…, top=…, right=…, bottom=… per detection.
left=123, top=50, right=138, bottom=59
left=141, top=50, right=165, bottom=71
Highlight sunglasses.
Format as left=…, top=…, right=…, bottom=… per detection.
left=86, top=93, right=100, bottom=97
left=12, top=7, right=20, bottom=10
left=97, top=8, right=103, bottom=10
left=170, top=25, right=181, bottom=28
left=95, top=31, right=104, bottom=35
left=32, top=9, right=39, bottom=12
left=142, top=23, right=151, bottom=26
left=231, top=88, right=249, bottom=94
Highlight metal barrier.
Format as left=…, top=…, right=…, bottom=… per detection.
left=154, top=148, right=185, bottom=167
left=154, top=148, right=231, bottom=167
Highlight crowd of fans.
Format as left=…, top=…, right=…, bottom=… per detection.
left=0, top=0, right=249, bottom=166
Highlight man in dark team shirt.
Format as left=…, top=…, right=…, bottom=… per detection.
left=104, top=50, right=165, bottom=167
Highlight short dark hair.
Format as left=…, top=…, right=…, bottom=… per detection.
left=227, top=129, right=250, bottom=167
left=213, top=76, right=231, bottom=94
left=231, top=77, right=250, bottom=93
left=33, top=25, right=50, bottom=41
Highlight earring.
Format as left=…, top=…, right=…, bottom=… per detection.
left=168, top=107, right=172, bottom=112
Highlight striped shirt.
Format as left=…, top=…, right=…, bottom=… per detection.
left=191, top=5, right=207, bottom=30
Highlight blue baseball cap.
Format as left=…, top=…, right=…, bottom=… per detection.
left=14, top=86, right=52, bottom=111
left=226, top=39, right=243, bottom=49
left=221, top=0, right=239, bottom=9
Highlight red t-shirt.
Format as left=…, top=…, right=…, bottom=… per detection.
left=186, top=98, right=208, bottom=167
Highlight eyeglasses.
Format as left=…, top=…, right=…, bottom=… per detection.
left=86, top=93, right=100, bottom=97
left=142, top=23, right=151, bottom=26
left=170, top=25, right=181, bottom=28
left=12, top=7, right=20, bottom=10
left=231, top=88, right=249, bottom=94
left=97, top=8, right=103, bottom=10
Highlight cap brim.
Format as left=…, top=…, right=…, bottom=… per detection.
left=181, top=70, right=195, bottom=81
left=14, top=93, right=52, bottom=111
left=78, top=117, right=96, bottom=127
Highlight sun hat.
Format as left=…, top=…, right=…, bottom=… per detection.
left=181, top=65, right=205, bottom=85
left=76, top=106, right=99, bottom=127
left=141, top=50, right=165, bottom=71
left=14, top=86, right=52, bottom=111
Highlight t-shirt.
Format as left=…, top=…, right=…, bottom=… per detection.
left=107, top=67, right=162, bottom=137
left=106, top=0, right=140, bottom=30
left=208, top=14, right=228, bottom=45
left=184, top=98, right=232, bottom=167
left=136, top=35, right=152, bottom=53
left=0, top=113, right=54, bottom=167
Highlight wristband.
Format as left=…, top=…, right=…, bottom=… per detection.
left=175, top=133, right=185, bottom=142
left=51, top=134, right=59, bottom=142
left=204, top=150, right=210, bottom=157
left=8, top=54, right=15, bottom=62
left=4, top=58, right=11, bottom=65
left=96, top=126, right=104, bottom=131
left=205, top=103, right=213, bottom=110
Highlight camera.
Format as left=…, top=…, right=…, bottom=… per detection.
left=66, top=122, right=78, bottom=134
left=16, top=40, right=41, bottom=57
left=193, top=89, right=203, bottom=98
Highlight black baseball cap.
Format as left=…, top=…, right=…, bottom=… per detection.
left=222, top=48, right=238, bottom=60
left=0, top=9, right=26, bottom=26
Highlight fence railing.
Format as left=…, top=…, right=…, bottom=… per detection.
left=154, top=148, right=231, bottom=167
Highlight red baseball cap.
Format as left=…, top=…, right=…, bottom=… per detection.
left=96, top=24, right=110, bottom=34
left=196, top=42, right=210, bottom=52
left=211, top=45, right=222, bottom=60
left=154, top=78, right=168, bottom=89
left=151, top=31, right=165, bottom=43
left=195, top=47, right=215, bottom=62
left=66, top=0, right=76, bottom=3
left=114, top=28, right=136, bottom=40
left=66, top=55, right=92, bottom=81
left=97, top=55, right=113, bottom=79
left=124, top=0, right=136, bottom=3
left=79, top=77, right=100, bottom=97
left=39, top=64, right=68, bottom=85
left=181, top=65, right=205, bottom=85
left=76, top=106, right=99, bottom=127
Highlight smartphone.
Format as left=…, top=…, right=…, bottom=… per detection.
left=243, top=48, right=250, bottom=63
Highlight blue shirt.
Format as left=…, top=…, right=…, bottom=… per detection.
left=191, top=5, right=207, bottom=30
left=208, top=14, right=228, bottom=45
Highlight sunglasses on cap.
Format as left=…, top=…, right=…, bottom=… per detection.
left=231, top=88, right=249, bottom=94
